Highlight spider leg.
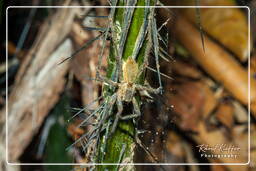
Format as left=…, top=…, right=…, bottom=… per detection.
left=136, top=84, right=162, bottom=94
left=96, top=74, right=118, bottom=87
left=111, top=97, right=123, bottom=134
left=120, top=97, right=141, bottom=120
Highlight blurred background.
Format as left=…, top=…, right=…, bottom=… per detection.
left=1, top=0, right=256, bottom=171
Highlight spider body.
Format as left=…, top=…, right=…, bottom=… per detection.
left=122, top=58, right=138, bottom=83
left=67, top=5, right=167, bottom=163
left=96, top=57, right=161, bottom=134
left=117, top=58, right=138, bottom=102
left=117, top=82, right=135, bottom=102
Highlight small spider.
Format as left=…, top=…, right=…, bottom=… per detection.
left=97, top=57, right=161, bottom=134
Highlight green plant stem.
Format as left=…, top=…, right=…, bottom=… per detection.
left=96, top=0, right=155, bottom=170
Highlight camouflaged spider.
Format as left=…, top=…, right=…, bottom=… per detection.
left=96, top=57, right=161, bottom=134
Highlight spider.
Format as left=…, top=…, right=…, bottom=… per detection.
left=96, top=57, right=161, bottom=134
left=65, top=5, right=167, bottom=161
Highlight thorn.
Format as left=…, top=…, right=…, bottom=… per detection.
left=159, top=47, right=174, bottom=60
left=58, top=33, right=103, bottom=65
left=146, top=66, right=173, bottom=80
left=67, top=96, right=103, bottom=122
left=84, top=27, right=107, bottom=32
left=85, top=15, right=108, bottom=18
left=195, top=0, right=205, bottom=53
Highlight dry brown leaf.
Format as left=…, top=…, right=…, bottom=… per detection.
left=201, top=79, right=218, bottom=119
left=167, top=81, right=204, bottom=131
left=166, top=80, right=217, bottom=131
left=168, top=14, right=256, bottom=116
left=251, top=56, right=256, bottom=80
left=166, top=132, right=185, bottom=158
left=251, top=150, right=256, bottom=170
left=195, top=122, right=248, bottom=169
left=215, top=101, right=234, bottom=129
left=170, top=60, right=202, bottom=79
left=233, top=101, right=248, bottom=123
left=67, top=123, right=85, bottom=139
left=211, top=165, right=228, bottom=171
left=251, top=124, right=256, bottom=149
left=231, top=125, right=249, bottom=159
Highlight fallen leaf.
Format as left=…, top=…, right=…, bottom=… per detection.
left=177, top=0, right=249, bottom=61
left=166, top=80, right=217, bottom=131
left=215, top=101, right=234, bottom=129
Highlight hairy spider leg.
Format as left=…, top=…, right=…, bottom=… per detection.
left=124, top=60, right=162, bottom=97
left=120, top=97, right=141, bottom=120
left=96, top=74, right=118, bottom=87
left=136, top=84, right=161, bottom=95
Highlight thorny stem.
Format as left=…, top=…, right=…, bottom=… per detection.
left=96, top=0, right=155, bottom=170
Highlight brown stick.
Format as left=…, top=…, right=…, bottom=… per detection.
left=171, top=14, right=256, bottom=116
left=0, top=7, right=79, bottom=163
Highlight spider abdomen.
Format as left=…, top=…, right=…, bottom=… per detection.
left=122, top=58, right=139, bottom=83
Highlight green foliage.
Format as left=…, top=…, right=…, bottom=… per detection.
left=44, top=95, right=73, bottom=171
